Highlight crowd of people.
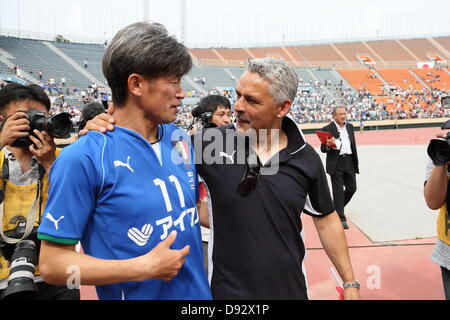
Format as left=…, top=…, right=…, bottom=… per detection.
left=173, top=78, right=450, bottom=128
left=272, top=78, right=450, bottom=124
left=4, top=69, right=450, bottom=132
left=4, top=58, right=450, bottom=130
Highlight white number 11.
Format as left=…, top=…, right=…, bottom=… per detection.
left=153, top=175, right=186, bottom=212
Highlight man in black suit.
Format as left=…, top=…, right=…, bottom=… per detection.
left=320, top=107, right=359, bottom=229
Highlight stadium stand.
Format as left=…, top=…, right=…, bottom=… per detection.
left=296, top=69, right=316, bottom=83
left=247, top=47, right=293, bottom=62
left=284, top=46, right=304, bottom=62
left=51, top=41, right=107, bottom=85
left=0, top=36, right=92, bottom=88
left=364, top=40, right=415, bottom=62
left=337, top=69, right=385, bottom=95
left=1, top=34, right=450, bottom=127
left=333, top=41, right=371, bottom=63
left=296, top=44, right=345, bottom=63
left=215, top=48, right=251, bottom=62
left=0, top=61, right=13, bottom=75
left=399, top=39, right=442, bottom=61
left=189, top=65, right=235, bottom=89
left=412, top=68, right=450, bottom=90
left=433, top=36, right=450, bottom=53
left=190, top=48, right=224, bottom=65
left=377, top=68, right=426, bottom=91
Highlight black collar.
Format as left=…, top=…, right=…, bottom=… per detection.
left=282, top=116, right=306, bottom=155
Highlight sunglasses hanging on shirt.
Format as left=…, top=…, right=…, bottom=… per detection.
left=237, top=153, right=261, bottom=196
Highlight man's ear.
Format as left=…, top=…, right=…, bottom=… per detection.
left=277, top=100, right=292, bottom=118
left=127, top=73, right=145, bottom=98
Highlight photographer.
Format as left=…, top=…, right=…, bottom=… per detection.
left=424, top=96, right=450, bottom=300
left=0, top=83, right=78, bottom=300
left=188, top=94, right=231, bottom=134
left=189, top=94, right=232, bottom=270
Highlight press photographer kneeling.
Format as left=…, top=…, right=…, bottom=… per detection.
left=424, top=96, right=450, bottom=300
left=0, top=83, right=77, bottom=300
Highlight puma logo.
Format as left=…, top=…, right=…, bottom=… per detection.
left=114, top=156, right=134, bottom=173
left=46, top=213, right=65, bottom=230
left=219, top=151, right=236, bottom=163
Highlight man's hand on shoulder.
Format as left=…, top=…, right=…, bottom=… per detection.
left=78, top=103, right=116, bottom=137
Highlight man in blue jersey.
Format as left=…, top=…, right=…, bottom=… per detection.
left=37, top=22, right=211, bottom=300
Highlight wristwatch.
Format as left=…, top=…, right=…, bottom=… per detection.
left=343, top=280, right=360, bottom=289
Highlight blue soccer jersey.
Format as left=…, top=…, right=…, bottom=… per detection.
left=38, top=125, right=211, bottom=300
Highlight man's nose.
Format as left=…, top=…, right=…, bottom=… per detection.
left=176, top=89, right=186, bottom=100
left=234, top=98, right=244, bottom=112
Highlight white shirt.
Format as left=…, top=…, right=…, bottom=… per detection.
left=333, top=121, right=352, bottom=155
left=150, top=142, right=162, bottom=166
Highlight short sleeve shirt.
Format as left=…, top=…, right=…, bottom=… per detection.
left=38, top=125, right=211, bottom=300
left=193, top=117, right=334, bottom=299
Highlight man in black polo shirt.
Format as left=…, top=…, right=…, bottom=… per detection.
left=194, top=58, right=360, bottom=300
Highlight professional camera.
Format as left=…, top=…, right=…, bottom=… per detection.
left=0, top=222, right=40, bottom=300
left=427, top=96, right=450, bottom=165
left=11, top=109, right=73, bottom=148
left=200, top=112, right=214, bottom=128
left=187, top=106, right=217, bottom=133
left=428, top=131, right=450, bottom=165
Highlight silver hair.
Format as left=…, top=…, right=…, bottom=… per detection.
left=332, top=106, right=346, bottom=116
left=102, top=22, right=192, bottom=106
left=245, top=58, right=298, bottom=105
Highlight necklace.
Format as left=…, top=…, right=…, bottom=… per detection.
left=150, top=125, right=164, bottom=145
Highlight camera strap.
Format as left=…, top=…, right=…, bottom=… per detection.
left=0, top=156, right=44, bottom=244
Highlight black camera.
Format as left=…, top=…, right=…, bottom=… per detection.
left=11, top=109, right=73, bottom=148
left=0, top=223, right=40, bottom=300
left=428, top=131, right=450, bottom=166
left=427, top=96, right=450, bottom=166
left=200, top=112, right=214, bottom=127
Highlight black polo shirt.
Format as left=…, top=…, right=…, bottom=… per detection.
left=193, top=117, right=334, bottom=300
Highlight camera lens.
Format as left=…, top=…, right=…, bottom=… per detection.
left=46, top=113, right=73, bottom=138
left=428, top=138, right=450, bottom=164
left=1, top=240, right=38, bottom=300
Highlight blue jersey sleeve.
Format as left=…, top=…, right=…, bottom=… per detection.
left=38, top=133, right=106, bottom=243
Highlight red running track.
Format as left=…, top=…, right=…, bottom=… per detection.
left=304, top=126, right=444, bottom=300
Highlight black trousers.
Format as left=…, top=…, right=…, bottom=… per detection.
left=330, top=155, right=357, bottom=222
left=442, top=266, right=450, bottom=300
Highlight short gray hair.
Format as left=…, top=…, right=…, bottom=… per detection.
left=332, top=106, right=346, bottom=116
left=246, top=58, right=298, bottom=105
left=102, top=22, right=192, bottom=106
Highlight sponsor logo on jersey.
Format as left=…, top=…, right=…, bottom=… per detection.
left=127, top=224, right=153, bottom=246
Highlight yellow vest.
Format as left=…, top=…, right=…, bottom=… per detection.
left=0, top=149, right=60, bottom=280
left=437, top=202, right=450, bottom=246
